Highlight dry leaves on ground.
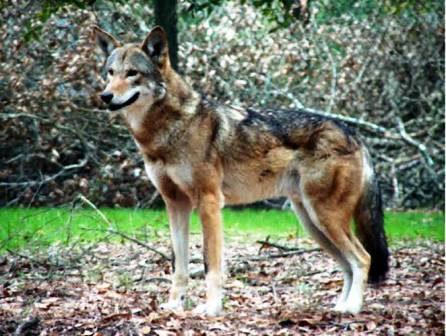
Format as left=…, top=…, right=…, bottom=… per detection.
left=0, top=236, right=444, bottom=335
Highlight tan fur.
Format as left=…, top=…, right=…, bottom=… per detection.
left=92, top=25, right=382, bottom=317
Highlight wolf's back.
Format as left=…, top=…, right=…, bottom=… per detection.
left=237, top=108, right=359, bottom=151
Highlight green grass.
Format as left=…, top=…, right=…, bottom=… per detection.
left=0, top=207, right=443, bottom=252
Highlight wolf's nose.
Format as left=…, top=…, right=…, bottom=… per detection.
left=100, top=92, right=113, bottom=104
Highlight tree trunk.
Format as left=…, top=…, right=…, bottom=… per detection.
left=154, top=0, right=179, bottom=72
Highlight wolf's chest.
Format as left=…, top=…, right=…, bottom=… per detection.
left=165, top=164, right=194, bottom=190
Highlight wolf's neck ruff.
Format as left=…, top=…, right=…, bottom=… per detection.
left=124, top=94, right=195, bottom=161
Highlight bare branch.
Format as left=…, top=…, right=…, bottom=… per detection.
left=322, top=39, right=337, bottom=113
left=78, top=195, right=170, bottom=261
left=0, top=158, right=88, bottom=187
left=396, top=117, right=435, bottom=167
left=105, top=228, right=170, bottom=261
left=303, top=107, right=392, bottom=135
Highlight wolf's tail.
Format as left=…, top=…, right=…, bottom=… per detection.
left=354, top=149, right=389, bottom=284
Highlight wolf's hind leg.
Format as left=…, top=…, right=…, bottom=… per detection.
left=343, top=234, right=371, bottom=314
left=291, top=199, right=352, bottom=310
left=299, top=196, right=370, bottom=314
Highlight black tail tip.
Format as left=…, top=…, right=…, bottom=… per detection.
left=367, top=249, right=390, bottom=284
left=368, top=271, right=388, bottom=284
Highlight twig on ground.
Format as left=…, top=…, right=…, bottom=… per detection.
left=78, top=195, right=170, bottom=261
left=79, top=226, right=170, bottom=261
left=257, top=238, right=301, bottom=252
left=271, top=281, right=279, bottom=305
left=146, top=277, right=171, bottom=283
left=240, top=248, right=321, bottom=262
left=300, top=270, right=324, bottom=277
left=106, top=228, right=170, bottom=261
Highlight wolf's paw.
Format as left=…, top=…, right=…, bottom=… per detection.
left=333, top=300, right=362, bottom=315
left=159, top=299, right=185, bottom=313
left=193, top=301, right=223, bottom=317
left=333, top=301, right=348, bottom=313
left=344, top=301, right=362, bottom=315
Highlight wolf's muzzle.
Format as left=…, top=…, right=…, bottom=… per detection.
left=106, top=91, right=140, bottom=111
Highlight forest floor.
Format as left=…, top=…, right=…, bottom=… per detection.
left=0, top=235, right=444, bottom=335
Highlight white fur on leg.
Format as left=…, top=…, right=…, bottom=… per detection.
left=291, top=198, right=357, bottom=314
left=341, top=257, right=367, bottom=314
left=160, top=297, right=185, bottom=312
left=193, top=300, right=222, bottom=317
left=162, top=205, right=191, bottom=313
left=193, top=271, right=223, bottom=317
left=333, top=269, right=353, bottom=312
left=160, top=274, right=188, bottom=313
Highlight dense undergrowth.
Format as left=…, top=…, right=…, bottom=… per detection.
left=0, top=1, right=444, bottom=209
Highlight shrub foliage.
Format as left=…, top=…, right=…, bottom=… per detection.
left=0, top=0, right=444, bottom=208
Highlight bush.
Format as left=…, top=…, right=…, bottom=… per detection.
left=0, top=0, right=444, bottom=209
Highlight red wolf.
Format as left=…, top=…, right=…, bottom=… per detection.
left=92, top=25, right=389, bottom=317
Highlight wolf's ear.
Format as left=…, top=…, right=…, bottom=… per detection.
left=141, top=26, right=169, bottom=68
left=92, top=25, right=121, bottom=57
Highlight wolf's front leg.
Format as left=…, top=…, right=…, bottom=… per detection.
left=160, top=200, right=192, bottom=312
left=194, top=192, right=224, bottom=317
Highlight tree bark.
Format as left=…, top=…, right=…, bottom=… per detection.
left=154, top=0, right=179, bottom=72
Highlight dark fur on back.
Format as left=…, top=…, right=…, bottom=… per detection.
left=240, top=107, right=358, bottom=146
left=200, top=94, right=360, bottom=156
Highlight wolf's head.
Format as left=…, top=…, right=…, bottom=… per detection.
left=92, top=26, right=169, bottom=113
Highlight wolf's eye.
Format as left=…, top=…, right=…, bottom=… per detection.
left=126, top=69, right=138, bottom=77
left=108, top=69, right=114, bottom=76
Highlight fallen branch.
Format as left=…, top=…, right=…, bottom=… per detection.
left=299, top=270, right=324, bottom=277
left=240, top=248, right=321, bottom=262
left=105, top=228, right=170, bottom=261
left=257, top=239, right=300, bottom=252
left=144, top=277, right=170, bottom=283
left=78, top=195, right=170, bottom=261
